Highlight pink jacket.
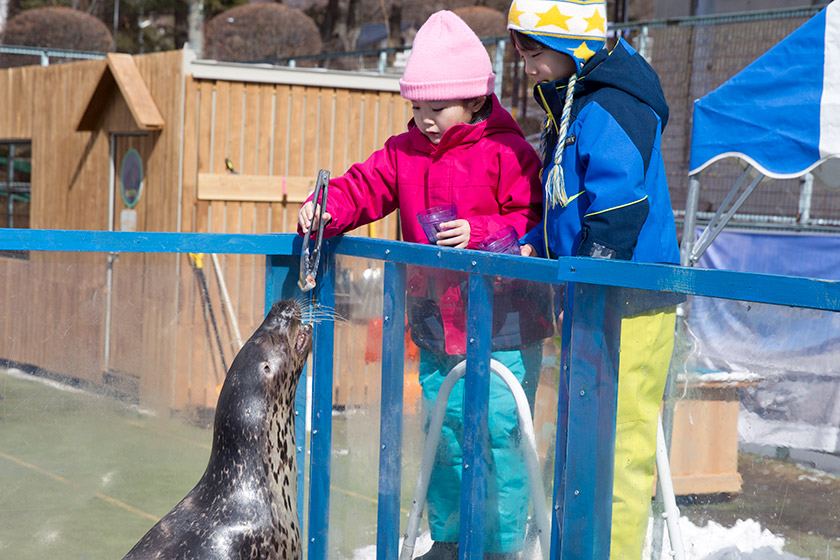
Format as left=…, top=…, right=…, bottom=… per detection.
left=304, top=95, right=545, bottom=354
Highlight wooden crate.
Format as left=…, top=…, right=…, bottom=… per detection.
left=667, top=378, right=754, bottom=495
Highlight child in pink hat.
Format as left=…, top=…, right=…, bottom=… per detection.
left=299, top=10, right=553, bottom=560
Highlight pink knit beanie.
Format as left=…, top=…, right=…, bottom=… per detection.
left=399, top=10, right=495, bottom=101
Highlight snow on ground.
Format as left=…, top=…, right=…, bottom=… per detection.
left=346, top=531, right=433, bottom=560
left=344, top=517, right=804, bottom=560
left=645, top=517, right=805, bottom=560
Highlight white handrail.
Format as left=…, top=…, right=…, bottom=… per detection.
left=400, top=359, right=550, bottom=560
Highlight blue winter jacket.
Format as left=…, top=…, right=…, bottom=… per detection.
left=520, top=38, right=680, bottom=266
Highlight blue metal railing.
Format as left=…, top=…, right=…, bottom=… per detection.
left=2, top=229, right=840, bottom=559
left=378, top=260, right=407, bottom=559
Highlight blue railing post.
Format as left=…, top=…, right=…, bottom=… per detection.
left=377, top=261, right=407, bottom=560
left=265, top=245, right=308, bottom=522
left=555, top=282, right=621, bottom=559
left=460, top=273, right=494, bottom=560
left=308, top=249, right=337, bottom=560
left=550, top=297, right=572, bottom=558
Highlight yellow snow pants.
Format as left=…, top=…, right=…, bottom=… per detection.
left=610, top=308, right=676, bottom=559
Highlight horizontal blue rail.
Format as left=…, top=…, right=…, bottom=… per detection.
left=0, top=229, right=299, bottom=255
left=3, top=229, right=839, bottom=312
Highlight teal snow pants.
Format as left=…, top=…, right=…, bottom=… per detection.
left=418, top=343, right=543, bottom=554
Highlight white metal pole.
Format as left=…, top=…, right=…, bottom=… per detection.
left=103, top=134, right=117, bottom=370
left=798, top=172, right=814, bottom=225
left=656, top=415, right=686, bottom=560
left=494, top=39, right=506, bottom=101
left=680, top=176, right=700, bottom=267
left=400, top=359, right=550, bottom=560
left=210, top=253, right=243, bottom=349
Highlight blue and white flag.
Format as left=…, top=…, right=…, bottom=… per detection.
left=689, top=1, right=840, bottom=178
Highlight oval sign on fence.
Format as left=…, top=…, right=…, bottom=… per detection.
left=120, top=149, right=144, bottom=208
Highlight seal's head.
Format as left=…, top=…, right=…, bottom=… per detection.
left=214, top=299, right=314, bottom=437
left=251, top=298, right=314, bottom=382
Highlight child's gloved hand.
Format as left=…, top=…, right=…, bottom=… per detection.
left=298, top=200, right=332, bottom=234
left=435, top=219, right=470, bottom=249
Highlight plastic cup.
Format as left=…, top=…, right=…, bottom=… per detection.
left=477, top=225, right=520, bottom=255
left=417, top=204, right=457, bottom=244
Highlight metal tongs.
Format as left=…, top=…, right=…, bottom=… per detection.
left=298, top=169, right=330, bottom=292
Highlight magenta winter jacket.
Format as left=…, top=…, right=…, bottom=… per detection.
left=308, top=95, right=542, bottom=246
left=302, top=95, right=547, bottom=354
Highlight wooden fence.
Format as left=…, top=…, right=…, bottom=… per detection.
left=0, top=49, right=412, bottom=414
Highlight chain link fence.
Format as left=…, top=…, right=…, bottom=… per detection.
left=0, top=44, right=106, bottom=67
left=265, top=5, right=834, bottom=232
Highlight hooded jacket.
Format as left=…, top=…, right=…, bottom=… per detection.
left=520, top=38, right=680, bottom=265
left=310, top=95, right=542, bottom=247
left=302, top=95, right=553, bottom=355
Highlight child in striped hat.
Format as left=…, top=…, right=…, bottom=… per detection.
left=509, top=1, right=681, bottom=558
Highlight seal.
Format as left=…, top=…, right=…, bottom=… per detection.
left=122, top=299, right=314, bottom=560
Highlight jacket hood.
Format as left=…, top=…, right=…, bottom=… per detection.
left=406, top=94, right=527, bottom=152
left=534, top=38, right=669, bottom=130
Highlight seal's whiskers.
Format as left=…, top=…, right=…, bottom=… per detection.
left=300, top=300, right=348, bottom=325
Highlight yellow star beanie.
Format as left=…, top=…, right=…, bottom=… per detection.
left=507, top=0, right=607, bottom=70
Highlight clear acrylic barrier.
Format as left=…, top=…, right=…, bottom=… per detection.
left=0, top=249, right=268, bottom=557
left=1, top=233, right=839, bottom=559
left=324, top=254, right=559, bottom=559
left=663, top=295, right=840, bottom=560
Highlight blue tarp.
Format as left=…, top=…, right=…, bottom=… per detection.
left=690, top=230, right=840, bottom=453
left=690, top=230, right=840, bottom=377
left=689, top=1, right=840, bottom=178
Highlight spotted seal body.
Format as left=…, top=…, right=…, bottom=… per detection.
left=122, top=299, right=314, bottom=560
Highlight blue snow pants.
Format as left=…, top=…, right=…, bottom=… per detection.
left=418, top=343, right=543, bottom=554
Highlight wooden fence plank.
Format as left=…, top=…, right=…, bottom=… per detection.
left=197, top=173, right=313, bottom=202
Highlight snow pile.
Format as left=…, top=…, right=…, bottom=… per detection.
left=644, top=516, right=807, bottom=560
left=345, top=531, right=432, bottom=560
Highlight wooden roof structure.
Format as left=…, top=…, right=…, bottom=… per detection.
left=76, top=53, right=164, bottom=132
